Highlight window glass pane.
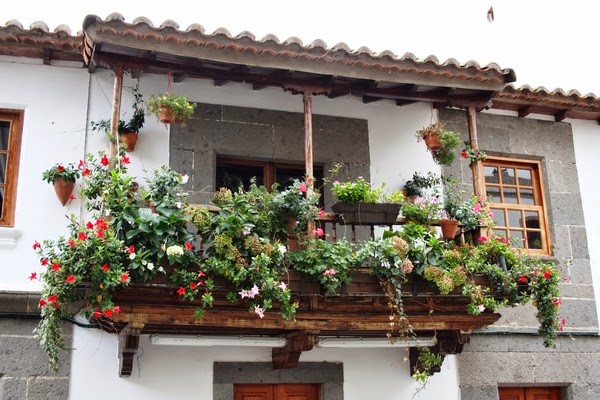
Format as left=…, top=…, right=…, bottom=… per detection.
left=510, top=230, right=525, bottom=248
left=524, top=211, right=540, bottom=229
left=0, top=183, right=4, bottom=219
left=491, top=208, right=505, bottom=226
left=216, top=164, right=264, bottom=192
left=503, top=187, right=518, bottom=204
left=520, top=189, right=534, bottom=205
left=527, top=231, right=543, bottom=249
left=0, top=121, right=10, bottom=151
left=0, top=154, right=6, bottom=184
left=275, top=167, right=307, bottom=189
left=484, top=166, right=498, bottom=183
left=493, top=229, right=508, bottom=240
left=486, top=186, right=501, bottom=202
left=502, top=168, right=516, bottom=185
left=507, top=209, right=522, bottom=228
left=517, top=169, right=532, bottom=186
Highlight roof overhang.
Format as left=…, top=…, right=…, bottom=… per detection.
left=82, top=13, right=516, bottom=108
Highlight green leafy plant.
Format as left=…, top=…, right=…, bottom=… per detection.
left=461, top=140, right=487, bottom=164
left=412, top=347, right=444, bottom=383
left=401, top=195, right=443, bottom=225
left=404, top=171, right=442, bottom=198
left=331, top=176, right=404, bottom=204
left=442, top=190, right=494, bottom=231
left=147, top=93, right=197, bottom=125
left=91, top=82, right=145, bottom=135
left=41, top=163, right=81, bottom=184
left=415, top=123, right=461, bottom=165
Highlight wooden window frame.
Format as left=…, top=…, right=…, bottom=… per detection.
left=0, top=109, right=24, bottom=227
left=482, top=156, right=552, bottom=256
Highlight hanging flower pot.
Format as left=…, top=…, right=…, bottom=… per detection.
left=147, top=74, right=197, bottom=126
left=157, top=105, right=176, bottom=124
left=119, top=132, right=138, bottom=152
left=440, top=219, right=459, bottom=240
left=423, top=133, right=442, bottom=150
left=53, top=178, right=75, bottom=206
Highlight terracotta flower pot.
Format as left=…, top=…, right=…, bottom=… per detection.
left=119, top=132, right=138, bottom=152
left=53, top=178, right=75, bottom=206
left=423, top=133, right=442, bottom=150
left=440, top=219, right=459, bottom=240
left=157, top=105, right=175, bottom=124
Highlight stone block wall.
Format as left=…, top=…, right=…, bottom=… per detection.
left=0, top=292, right=71, bottom=400
left=170, top=103, right=370, bottom=208
left=439, top=109, right=599, bottom=399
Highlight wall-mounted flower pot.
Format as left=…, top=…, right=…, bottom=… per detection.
left=331, top=202, right=400, bottom=225
left=158, top=106, right=175, bottom=124
left=119, top=132, right=138, bottom=152
left=53, top=178, right=75, bottom=206
left=440, top=219, right=459, bottom=240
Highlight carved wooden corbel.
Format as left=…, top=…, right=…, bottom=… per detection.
left=118, top=322, right=144, bottom=377
left=272, top=330, right=319, bottom=369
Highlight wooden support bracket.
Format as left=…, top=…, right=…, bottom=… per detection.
left=118, top=323, right=144, bottom=377
left=408, top=330, right=470, bottom=378
left=272, top=331, right=319, bottom=369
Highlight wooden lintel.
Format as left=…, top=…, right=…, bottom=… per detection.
left=555, top=110, right=568, bottom=122
left=253, top=83, right=270, bottom=91
left=518, top=105, right=532, bottom=118
left=272, top=331, right=319, bottom=369
left=214, top=79, right=230, bottom=87
left=396, top=99, right=416, bottom=107
left=118, top=323, right=143, bottom=377
left=173, top=73, right=188, bottom=83
left=42, top=48, right=51, bottom=66
left=328, top=91, right=347, bottom=99
left=362, top=96, right=384, bottom=104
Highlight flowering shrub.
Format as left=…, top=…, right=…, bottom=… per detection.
left=41, top=163, right=81, bottom=184
left=461, top=140, right=487, bottom=164
left=443, top=192, right=494, bottom=230
left=401, top=195, right=443, bottom=225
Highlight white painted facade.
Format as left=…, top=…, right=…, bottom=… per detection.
left=2, top=50, right=600, bottom=399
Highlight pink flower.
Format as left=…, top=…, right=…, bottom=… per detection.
left=312, top=228, right=324, bottom=237
left=278, top=282, right=287, bottom=290
left=472, top=203, right=482, bottom=213
left=38, top=299, right=47, bottom=307
left=113, top=306, right=121, bottom=314
left=477, top=304, right=486, bottom=312
left=254, top=305, right=265, bottom=319
left=41, top=259, right=48, bottom=266
left=298, top=183, right=307, bottom=193
left=78, top=160, right=85, bottom=169
left=306, top=177, right=314, bottom=185
left=323, top=268, right=337, bottom=276
left=51, top=263, right=61, bottom=272
left=69, top=194, right=76, bottom=202
left=477, top=236, right=487, bottom=243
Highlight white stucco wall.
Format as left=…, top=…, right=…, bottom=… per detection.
left=571, top=119, right=600, bottom=328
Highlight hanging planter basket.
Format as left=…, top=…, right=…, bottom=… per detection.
left=119, top=132, right=138, bottom=152
left=423, top=133, right=442, bottom=150
left=157, top=105, right=176, bottom=125
left=53, top=178, right=75, bottom=206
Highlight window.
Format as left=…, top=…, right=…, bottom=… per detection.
left=0, top=110, right=24, bottom=227
left=498, top=386, right=561, bottom=400
left=235, top=384, right=320, bottom=400
left=216, top=157, right=324, bottom=193
left=483, top=157, right=550, bottom=255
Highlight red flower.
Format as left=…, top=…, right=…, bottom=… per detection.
left=51, top=263, right=61, bottom=272
left=102, top=263, right=110, bottom=272
left=121, top=156, right=130, bottom=164
left=78, top=160, right=85, bottom=169
left=86, top=221, right=94, bottom=230
left=32, top=241, right=41, bottom=250
left=543, top=270, right=553, bottom=280
left=198, top=270, right=206, bottom=278
left=93, top=309, right=102, bottom=319
left=69, top=194, right=76, bottom=202
left=113, top=306, right=121, bottom=314
left=53, top=302, right=60, bottom=310
left=96, top=229, right=105, bottom=239
left=126, top=245, right=135, bottom=254
left=68, top=239, right=76, bottom=247
left=461, top=151, right=468, bottom=159
left=41, top=258, right=48, bottom=266
left=518, top=275, right=527, bottom=283
left=104, top=309, right=113, bottom=317
left=177, top=287, right=186, bottom=296
left=559, top=318, right=567, bottom=332
left=120, top=272, right=129, bottom=283
left=190, top=282, right=198, bottom=290
left=96, top=219, right=108, bottom=230
left=100, top=155, right=109, bottom=166
left=47, top=295, right=58, bottom=303
left=477, top=236, right=487, bottom=243
left=38, top=299, right=47, bottom=307
left=66, top=275, right=76, bottom=284
left=28, top=272, right=37, bottom=281
left=82, top=168, right=91, bottom=177
left=57, top=165, right=65, bottom=172
left=185, top=242, right=193, bottom=250
left=78, top=232, right=87, bottom=241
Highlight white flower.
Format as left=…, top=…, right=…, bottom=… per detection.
left=249, top=284, right=260, bottom=298
left=180, top=174, right=189, bottom=184
left=158, top=266, right=165, bottom=273
left=129, top=253, right=136, bottom=260
left=142, top=260, right=147, bottom=266
left=166, top=245, right=184, bottom=256
left=278, top=245, right=287, bottom=255
left=254, top=305, right=265, bottom=319
left=104, top=209, right=111, bottom=216
left=278, top=282, right=287, bottom=291
left=478, top=304, right=486, bottom=312
left=147, top=262, right=154, bottom=270
left=175, top=202, right=183, bottom=209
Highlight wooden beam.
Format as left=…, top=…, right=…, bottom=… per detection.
left=173, top=73, right=188, bottom=83
left=554, top=110, right=568, bottom=122
left=396, top=99, right=416, bottom=107
left=118, top=323, right=143, bottom=377
left=328, top=92, right=347, bottom=99
left=213, top=79, right=230, bottom=87
left=362, top=96, right=384, bottom=104
left=253, top=83, right=270, bottom=91
left=272, top=331, right=319, bottom=369
left=518, top=105, right=532, bottom=118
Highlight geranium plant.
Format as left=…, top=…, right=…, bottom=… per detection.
left=147, top=93, right=197, bottom=125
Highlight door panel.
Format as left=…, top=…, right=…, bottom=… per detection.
left=275, top=383, right=320, bottom=400
left=235, top=384, right=274, bottom=400
left=499, top=388, right=525, bottom=400
left=499, top=387, right=560, bottom=400
left=235, top=384, right=320, bottom=400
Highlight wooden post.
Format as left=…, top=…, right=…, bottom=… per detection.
left=467, top=107, right=485, bottom=197
left=303, top=91, right=314, bottom=187
left=110, top=66, right=124, bottom=164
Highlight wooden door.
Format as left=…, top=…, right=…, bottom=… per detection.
left=235, top=384, right=320, bottom=400
left=499, top=387, right=560, bottom=400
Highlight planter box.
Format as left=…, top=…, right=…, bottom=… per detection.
left=331, top=202, right=400, bottom=225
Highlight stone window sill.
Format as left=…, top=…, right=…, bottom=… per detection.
left=0, top=227, right=23, bottom=249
